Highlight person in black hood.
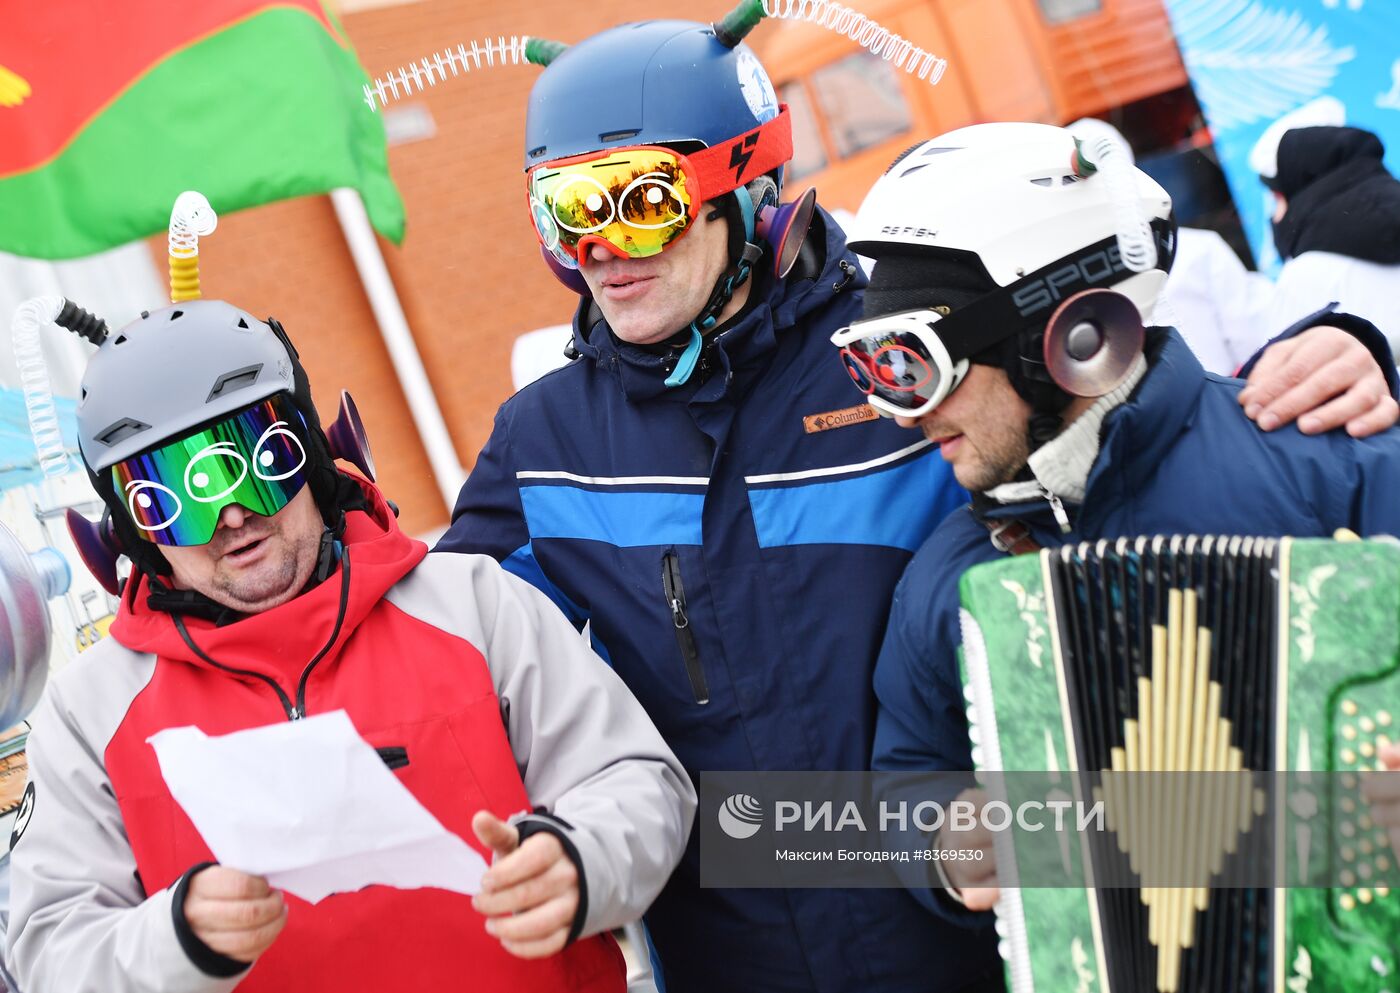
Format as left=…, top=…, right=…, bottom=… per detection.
left=1268, top=125, right=1400, bottom=265
left=1261, top=125, right=1400, bottom=352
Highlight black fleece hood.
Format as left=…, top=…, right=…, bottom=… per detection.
left=1270, top=126, right=1400, bottom=265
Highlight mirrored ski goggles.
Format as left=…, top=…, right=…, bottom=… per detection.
left=830, top=311, right=970, bottom=419
left=110, top=393, right=311, bottom=546
left=526, top=105, right=795, bottom=267
left=528, top=145, right=700, bottom=264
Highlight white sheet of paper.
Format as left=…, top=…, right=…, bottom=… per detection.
left=148, top=710, right=488, bottom=904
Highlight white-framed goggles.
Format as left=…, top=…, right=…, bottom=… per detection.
left=830, top=310, right=970, bottom=419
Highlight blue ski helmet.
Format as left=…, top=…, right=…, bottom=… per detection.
left=524, top=19, right=786, bottom=187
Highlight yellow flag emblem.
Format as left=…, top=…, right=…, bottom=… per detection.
left=0, top=64, right=31, bottom=108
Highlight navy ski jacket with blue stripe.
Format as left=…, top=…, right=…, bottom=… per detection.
left=435, top=212, right=1002, bottom=993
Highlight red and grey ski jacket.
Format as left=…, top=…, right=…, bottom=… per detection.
left=7, top=478, right=694, bottom=992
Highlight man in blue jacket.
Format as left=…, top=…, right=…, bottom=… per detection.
left=841, top=124, right=1400, bottom=921
left=438, top=30, right=1397, bottom=993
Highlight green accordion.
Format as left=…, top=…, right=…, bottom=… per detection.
left=957, top=536, right=1400, bottom=993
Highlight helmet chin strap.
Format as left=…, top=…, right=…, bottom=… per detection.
left=664, top=189, right=765, bottom=389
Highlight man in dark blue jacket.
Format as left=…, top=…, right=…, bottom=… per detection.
left=438, top=33, right=1397, bottom=993
left=839, top=124, right=1400, bottom=925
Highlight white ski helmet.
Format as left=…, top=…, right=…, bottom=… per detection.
left=841, top=122, right=1175, bottom=447
left=849, top=122, right=1174, bottom=322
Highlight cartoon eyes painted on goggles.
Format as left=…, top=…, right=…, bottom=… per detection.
left=125, top=480, right=183, bottom=531
left=123, top=421, right=308, bottom=534
left=869, top=345, right=934, bottom=391
left=174, top=423, right=308, bottom=507
left=531, top=198, right=561, bottom=252
left=842, top=351, right=875, bottom=393
left=617, top=174, right=687, bottom=230
left=550, top=174, right=616, bottom=235
left=534, top=173, right=688, bottom=240
left=841, top=344, right=934, bottom=394
left=185, top=441, right=249, bottom=504
left=253, top=421, right=307, bottom=481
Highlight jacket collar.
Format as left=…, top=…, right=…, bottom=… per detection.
left=569, top=206, right=867, bottom=403
left=977, top=328, right=1206, bottom=534
left=110, top=475, right=426, bottom=683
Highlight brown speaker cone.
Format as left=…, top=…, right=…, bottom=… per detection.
left=1043, top=289, right=1144, bottom=397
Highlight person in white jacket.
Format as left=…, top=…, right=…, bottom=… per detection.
left=1258, top=124, right=1400, bottom=355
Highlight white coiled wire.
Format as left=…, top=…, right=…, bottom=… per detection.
left=1076, top=133, right=1157, bottom=273
left=168, top=191, right=217, bottom=259
left=761, top=0, right=947, bottom=83
left=10, top=297, right=73, bottom=480
left=363, top=36, right=532, bottom=112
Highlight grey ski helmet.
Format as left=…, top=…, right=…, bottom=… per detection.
left=78, top=300, right=296, bottom=470
left=76, top=300, right=359, bottom=576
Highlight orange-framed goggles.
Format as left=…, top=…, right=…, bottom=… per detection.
left=527, top=106, right=792, bottom=267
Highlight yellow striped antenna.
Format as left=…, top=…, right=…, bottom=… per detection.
left=168, top=192, right=218, bottom=303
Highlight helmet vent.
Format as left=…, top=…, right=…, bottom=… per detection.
left=113, top=334, right=128, bottom=345
left=95, top=418, right=151, bottom=448
left=1031, top=177, right=1054, bottom=187
left=206, top=364, right=262, bottom=403
left=169, top=310, right=184, bottom=320
left=236, top=317, right=250, bottom=330
left=599, top=129, right=640, bottom=143
left=528, top=145, right=547, bottom=159
left=885, top=140, right=925, bottom=174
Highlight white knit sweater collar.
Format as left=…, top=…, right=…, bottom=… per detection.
left=985, top=355, right=1148, bottom=506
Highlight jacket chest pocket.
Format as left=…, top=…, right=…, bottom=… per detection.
left=661, top=549, right=710, bottom=706
left=358, top=695, right=531, bottom=844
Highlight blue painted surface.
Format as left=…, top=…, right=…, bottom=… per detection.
left=1163, top=0, right=1400, bottom=272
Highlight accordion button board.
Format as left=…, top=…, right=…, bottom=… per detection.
left=957, top=535, right=1400, bottom=993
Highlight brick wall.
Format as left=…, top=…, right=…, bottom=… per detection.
left=150, top=0, right=703, bottom=537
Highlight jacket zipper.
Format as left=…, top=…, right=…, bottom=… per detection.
left=1037, top=484, right=1072, bottom=534
left=661, top=551, right=709, bottom=705
left=170, top=549, right=354, bottom=722
left=173, top=615, right=298, bottom=719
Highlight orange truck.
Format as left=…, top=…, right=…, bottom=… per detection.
left=751, top=0, right=1228, bottom=231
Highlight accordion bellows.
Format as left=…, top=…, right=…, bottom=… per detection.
left=958, top=535, right=1400, bottom=993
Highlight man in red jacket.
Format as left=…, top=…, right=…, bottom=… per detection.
left=6, top=298, right=694, bottom=992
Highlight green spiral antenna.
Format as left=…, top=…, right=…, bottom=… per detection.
left=524, top=36, right=570, bottom=66
left=714, top=0, right=767, bottom=48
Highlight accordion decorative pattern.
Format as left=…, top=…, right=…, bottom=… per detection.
left=957, top=535, right=1400, bottom=993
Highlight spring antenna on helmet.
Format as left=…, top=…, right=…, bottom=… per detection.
left=1071, top=134, right=1157, bottom=273
left=168, top=191, right=218, bottom=303
left=714, top=0, right=946, bottom=84
left=363, top=36, right=568, bottom=112
left=10, top=297, right=108, bottom=481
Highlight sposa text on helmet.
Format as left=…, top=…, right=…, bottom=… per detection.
left=1012, top=226, right=1175, bottom=318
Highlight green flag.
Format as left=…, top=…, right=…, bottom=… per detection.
left=0, top=0, right=404, bottom=259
